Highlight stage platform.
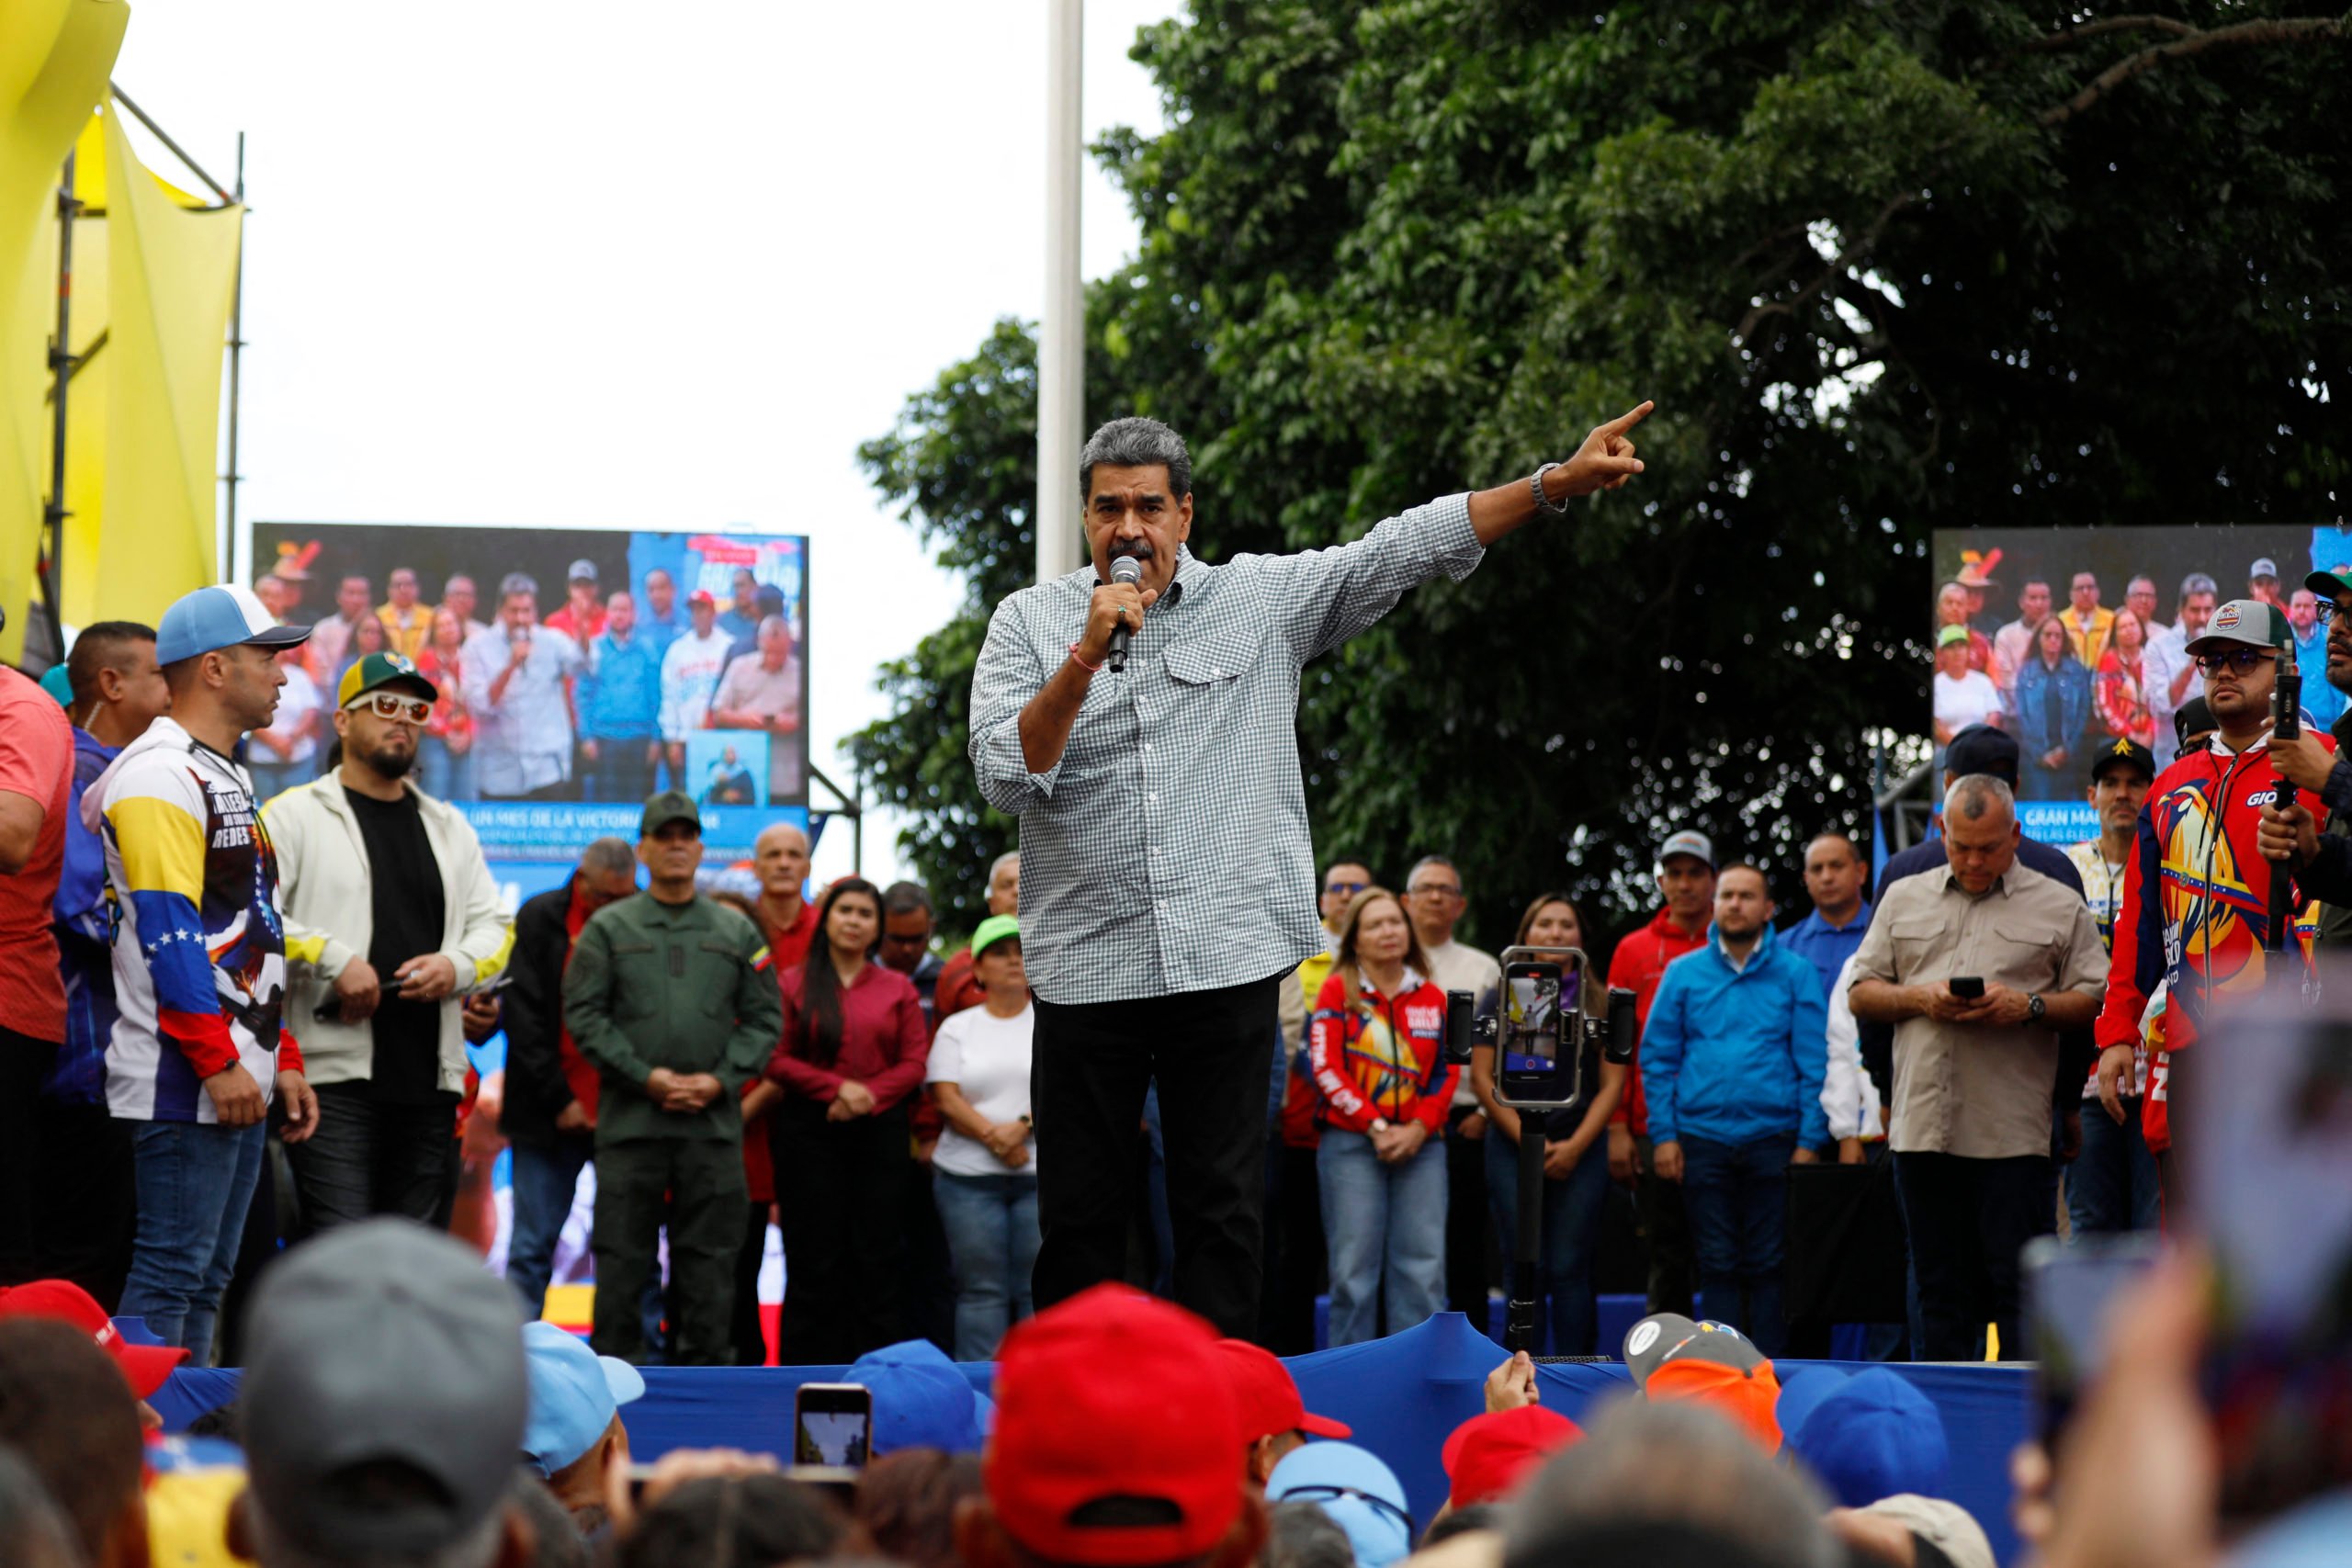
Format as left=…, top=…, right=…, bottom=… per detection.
left=153, top=1310, right=2026, bottom=1565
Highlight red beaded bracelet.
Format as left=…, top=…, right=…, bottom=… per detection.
left=1068, top=642, right=1103, bottom=673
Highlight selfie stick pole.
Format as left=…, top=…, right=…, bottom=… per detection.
left=2268, top=638, right=2301, bottom=957
left=1506, top=1115, right=1546, bottom=1354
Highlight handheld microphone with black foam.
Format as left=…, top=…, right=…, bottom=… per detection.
left=1108, top=555, right=1142, bottom=673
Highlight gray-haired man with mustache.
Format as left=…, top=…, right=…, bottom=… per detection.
left=967, top=405, right=1653, bottom=1337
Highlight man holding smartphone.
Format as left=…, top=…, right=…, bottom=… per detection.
left=1849, top=774, right=2108, bottom=1359
left=267, top=651, right=513, bottom=1234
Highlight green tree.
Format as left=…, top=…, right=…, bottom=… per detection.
left=854, top=0, right=2348, bottom=945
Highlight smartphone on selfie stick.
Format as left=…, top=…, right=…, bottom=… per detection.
left=1446, top=947, right=1639, bottom=1353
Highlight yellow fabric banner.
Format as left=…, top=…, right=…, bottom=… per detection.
left=59, top=111, right=104, bottom=628
left=94, top=100, right=239, bottom=631
left=0, top=0, right=127, bottom=663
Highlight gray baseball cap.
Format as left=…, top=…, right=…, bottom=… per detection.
left=1622, top=1312, right=1700, bottom=1385
left=1656, top=829, right=1714, bottom=871
left=241, top=1219, right=528, bottom=1561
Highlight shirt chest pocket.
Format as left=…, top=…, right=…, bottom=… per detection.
left=607, top=940, right=663, bottom=1020
left=1988, top=929, right=2058, bottom=989
left=1163, top=631, right=1260, bottom=707
left=1888, top=919, right=1947, bottom=978
left=692, top=938, right=742, bottom=1018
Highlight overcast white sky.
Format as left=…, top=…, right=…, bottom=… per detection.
left=109, top=2, right=1179, bottom=892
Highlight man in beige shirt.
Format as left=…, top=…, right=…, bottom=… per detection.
left=708, top=615, right=804, bottom=800
left=1849, top=773, right=2107, bottom=1359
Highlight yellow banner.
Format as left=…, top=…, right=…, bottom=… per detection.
left=0, top=0, right=128, bottom=663
left=95, top=99, right=239, bottom=631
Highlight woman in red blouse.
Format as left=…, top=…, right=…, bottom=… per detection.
left=2096, top=606, right=2157, bottom=749
left=765, top=876, right=930, bottom=1364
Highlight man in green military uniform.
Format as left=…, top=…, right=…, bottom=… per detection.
left=564, top=791, right=782, bottom=1363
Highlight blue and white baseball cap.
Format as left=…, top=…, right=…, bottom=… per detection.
left=154, top=583, right=311, bottom=667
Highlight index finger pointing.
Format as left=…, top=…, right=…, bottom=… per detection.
left=1599, top=400, right=1656, bottom=436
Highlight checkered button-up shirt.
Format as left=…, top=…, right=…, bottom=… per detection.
left=970, top=494, right=1482, bottom=1004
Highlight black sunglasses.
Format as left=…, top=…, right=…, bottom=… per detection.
left=2193, top=649, right=2277, bottom=676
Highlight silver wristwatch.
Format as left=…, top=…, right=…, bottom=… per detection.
left=1530, top=462, right=1573, bottom=518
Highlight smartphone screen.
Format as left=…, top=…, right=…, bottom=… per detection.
left=2023, top=1233, right=2159, bottom=1447
left=1499, top=951, right=1581, bottom=1106
left=2177, top=1000, right=2352, bottom=1523
left=792, top=1382, right=873, bottom=1468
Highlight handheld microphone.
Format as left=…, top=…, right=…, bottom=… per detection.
left=1108, top=556, right=1142, bottom=673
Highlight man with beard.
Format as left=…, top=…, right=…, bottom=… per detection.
left=266, top=651, right=512, bottom=1232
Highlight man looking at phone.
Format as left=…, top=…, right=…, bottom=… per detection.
left=1606, top=829, right=1715, bottom=1318
left=1640, top=863, right=1827, bottom=1356
left=462, top=573, right=585, bottom=801
left=1849, top=775, right=2108, bottom=1359
left=266, top=651, right=512, bottom=1234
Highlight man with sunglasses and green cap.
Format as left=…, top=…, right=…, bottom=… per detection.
left=2094, top=599, right=2352, bottom=1155
left=265, top=650, right=514, bottom=1235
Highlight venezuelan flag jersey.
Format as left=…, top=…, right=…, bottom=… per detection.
left=84, top=718, right=290, bottom=1122
left=2098, top=728, right=2328, bottom=1066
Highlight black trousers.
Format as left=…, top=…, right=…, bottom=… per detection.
left=1032, top=976, right=1277, bottom=1339
left=0, top=1031, right=57, bottom=1286
left=1444, top=1103, right=1490, bottom=1313
left=771, top=1099, right=910, bottom=1366
left=285, top=1081, right=458, bottom=1235
left=1633, top=1134, right=1695, bottom=1317
left=731, top=1201, right=771, bottom=1367
left=2, top=1032, right=136, bottom=1305
left=594, top=1134, right=747, bottom=1366
left=1894, top=1150, right=2052, bottom=1361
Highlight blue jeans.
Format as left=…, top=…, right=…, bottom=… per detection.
left=506, top=1135, right=594, bottom=1318
left=119, top=1119, right=266, bottom=1364
left=1679, top=1132, right=1796, bottom=1358
left=1317, top=1127, right=1447, bottom=1346
left=2068, top=1098, right=2163, bottom=1236
left=1484, top=1119, right=1610, bottom=1355
left=417, top=734, right=476, bottom=801
left=933, top=1168, right=1042, bottom=1361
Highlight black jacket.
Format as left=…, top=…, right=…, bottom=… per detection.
left=503, top=880, right=584, bottom=1150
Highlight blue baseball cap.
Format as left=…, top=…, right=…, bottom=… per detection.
left=154, top=583, right=311, bottom=667
left=1783, top=1367, right=1949, bottom=1508
left=520, top=1321, right=645, bottom=1477
left=1267, top=1441, right=1413, bottom=1568
left=846, top=1337, right=991, bottom=1455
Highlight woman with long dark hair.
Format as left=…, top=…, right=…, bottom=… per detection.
left=764, top=877, right=929, bottom=1363
left=1471, top=892, right=1627, bottom=1355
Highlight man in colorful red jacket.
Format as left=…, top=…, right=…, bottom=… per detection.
left=2097, top=599, right=2351, bottom=1156
left=1607, top=829, right=1714, bottom=1317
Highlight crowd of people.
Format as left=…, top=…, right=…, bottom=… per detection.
left=238, top=556, right=804, bottom=806
left=5, top=468, right=2352, bottom=1563
left=1929, top=557, right=2351, bottom=798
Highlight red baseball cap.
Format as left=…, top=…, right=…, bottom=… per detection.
left=986, top=1285, right=1245, bottom=1566
left=1439, top=1405, right=1582, bottom=1508
left=686, top=589, right=717, bottom=608
left=0, top=1280, right=187, bottom=1398
left=1215, top=1338, right=1351, bottom=1445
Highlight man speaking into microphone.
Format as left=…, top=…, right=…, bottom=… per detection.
left=969, top=407, right=1651, bottom=1337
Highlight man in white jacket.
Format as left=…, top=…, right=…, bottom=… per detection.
left=265, top=651, right=514, bottom=1233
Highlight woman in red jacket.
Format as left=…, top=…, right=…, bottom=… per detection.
left=1308, top=887, right=1459, bottom=1346
left=765, top=876, right=929, bottom=1364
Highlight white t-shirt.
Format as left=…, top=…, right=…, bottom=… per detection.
left=256, top=666, right=322, bottom=766
left=925, top=1003, right=1038, bottom=1179
left=1934, top=669, right=2003, bottom=734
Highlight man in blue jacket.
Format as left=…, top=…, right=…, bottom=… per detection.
left=1641, top=862, right=1827, bottom=1357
